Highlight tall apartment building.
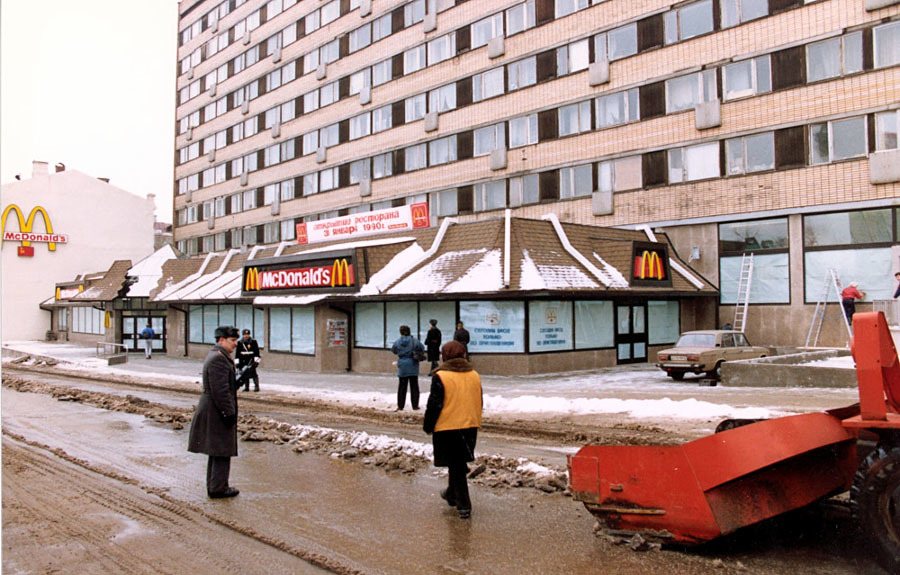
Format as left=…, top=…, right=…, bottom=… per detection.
left=173, top=0, right=900, bottom=356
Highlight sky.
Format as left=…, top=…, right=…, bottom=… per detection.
left=1, top=0, right=180, bottom=222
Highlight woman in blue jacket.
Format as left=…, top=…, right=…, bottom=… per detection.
left=391, top=325, right=425, bottom=411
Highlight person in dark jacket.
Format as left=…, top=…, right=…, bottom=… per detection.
left=188, top=325, right=241, bottom=498
left=424, top=340, right=482, bottom=519
left=453, top=321, right=470, bottom=359
left=236, top=329, right=261, bottom=392
left=391, top=325, right=425, bottom=411
left=424, top=319, right=442, bottom=371
left=139, top=322, right=154, bottom=359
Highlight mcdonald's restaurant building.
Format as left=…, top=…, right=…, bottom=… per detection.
left=153, top=209, right=717, bottom=375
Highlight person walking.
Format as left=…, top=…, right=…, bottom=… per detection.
left=391, top=325, right=425, bottom=411
left=236, top=329, right=261, bottom=392
left=188, top=325, right=242, bottom=499
left=453, top=321, right=470, bottom=359
left=424, top=319, right=442, bottom=372
left=139, top=322, right=154, bottom=359
left=424, top=340, right=482, bottom=519
left=841, top=281, right=866, bottom=326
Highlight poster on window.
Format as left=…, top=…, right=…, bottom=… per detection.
left=328, top=319, right=347, bottom=347
left=460, top=301, right=525, bottom=353
left=528, top=301, right=573, bottom=352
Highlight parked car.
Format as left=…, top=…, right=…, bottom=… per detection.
left=656, top=330, right=770, bottom=380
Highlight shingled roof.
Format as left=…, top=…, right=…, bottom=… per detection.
left=47, top=260, right=134, bottom=304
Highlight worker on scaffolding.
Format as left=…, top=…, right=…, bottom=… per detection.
left=841, top=281, right=866, bottom=325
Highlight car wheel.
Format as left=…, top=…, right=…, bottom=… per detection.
left=708, top=361, right=724, bottom=380
left=669, top=371, right=685, bottom=381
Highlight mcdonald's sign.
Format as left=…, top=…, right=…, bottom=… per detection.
left=631, top=242, right=671, bottom=287
left=2, top=204, right=68, bottom=257
left=242, top=251, right=358, bottom=295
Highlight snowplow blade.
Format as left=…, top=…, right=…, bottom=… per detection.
left=568, top=412, right=857, bottom=544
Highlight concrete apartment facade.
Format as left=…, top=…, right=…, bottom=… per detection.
left=173, top=0, right=900, bottom=365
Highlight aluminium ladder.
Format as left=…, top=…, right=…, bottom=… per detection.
left=805, top=268, right=852, bottom=347
left=733, top=253, right=754, bottom=333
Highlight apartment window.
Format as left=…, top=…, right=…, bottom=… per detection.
left=874, top=21, right=900, bottom=69
left=304, top=90, right=320, bottom=113
left=321, top=0, right=340, bottom=25
left=320, top=124, right=339, bottom=148
left=668, top=142, right=720, bottom=182
left=186, top=204, right=200, bottom=223
left=244, top=225, right=258, bottom=247
left=350, top=113, right=372, bottom=140
left=810, top=116, right=867, bottom=164
left=509, top=174, right=540, bottom=205
left=372, top=105, right=393, bottom=133
left=472, top=13, right=503, bottom=49
left=726, top=132, right=775, bottom=175
left=428, top=84, right=456, bottom=113
left=666, top=69, right=717, bottom=113
left=875, top=110, right=899, bottom=151
left=509, top=114, right=538, bottom=148
left=281, top=100, right=296, bottom=123
left=264, top=145, right=281, bottom=168
left=202, top=167, right=216, bottom=188
left=265, top=107, right=281, bottom=129
left=302, top=131, right=319, bottom=155
left=807, top=32, right=862, bottom=83
left=264, top=222, right=279, bottom=244
left=282, top=62, right=296, bottom=85
left=721, top=0, right=766, bottom=28
left=281, top=179, right=295, bottom=201
left=406, top=143, right=428, bottom=171
left=555, top=0, right=588, bottom=18
left=303, top=173, right=319, bottom=195
left=507, top=56, right=536, bottom=91
left=304, top=50, right=320, bottom=75
left=506, top=1, right=535, bottom=36
left=267, top=0, right=282, bottom=19
left=350, top=24, right=371, bottom=53
left=373, top=13, right=392, bottom=42
left=436, top=189, right=458, bottom=216
left=404, top=45, right=427, bottom=74
left=373, top=59, right=392, bottom=86
left=231, top=193, right=243, bottom=213
left=280, top=220, right=295, bottom=241
left=664, top=0, right=713, bottom=45
left=473, top=67, right=505, bottom=102
left=405, top=0, right=425, bottom=26
left=322, top=39, right=340, bottom=64
left=215, top=197, right=226, bottom=217
left=591, top=31, right=627, bottom=66
left=320, top=81, right=339, bottom=107
left=373, top=152, right=393, bottom=179
left=598, top=155, right=642, bottom=192
left=282, top=23, right=297, bottom=47
left=305, top=9, right=321, bottom=34
left=321, top=167, right=339, bottom=191
left=215, top=164, right=226, bottom=184
left=350, top=69, right=370, bottom=95
left=429, top=135, right=458, bottom=166
left=215, top=232, right=226, bottom=251
left=474, top=181, right=507, bottom=211
left=595, top=88, right=639, bottom=129
left=474, top=123, right=506, bottom=156
left=559, top=101, right=592, bottom=136
left=244, top=116, right=258, bottom=137
left=404, top=94, right=426, bottom=123
left=280, top=140, right=295, bottom=162
left=243, top=189, right=257, bottom=210
left=557, top=39, right=589, bottom=76
left=427, top=33, right=456, bottom=66
left=723, top=55, right=772, bottom=100
left=560, top=164, right=593, bottom=198
left=231, top=228, right=243, bottom=247
left=350, top=159, right=370, bottom=184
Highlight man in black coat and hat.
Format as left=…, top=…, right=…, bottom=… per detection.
left=424, top=319, right=442, bottom=371
left=188, top=325, right=242, bottom=498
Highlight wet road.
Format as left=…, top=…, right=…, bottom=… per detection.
left=1, top=378, right=887, bottom=574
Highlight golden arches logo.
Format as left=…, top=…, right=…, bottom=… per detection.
left=2, top=204, right=61, bottom=251
left=636, top=250, right=666, bottom=280
left=330, top=259, right=354, bottom=287
left=245, top=267, right=260, bottom=291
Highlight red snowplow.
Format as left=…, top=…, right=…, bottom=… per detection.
left=568, top=311, right=900, bottom=572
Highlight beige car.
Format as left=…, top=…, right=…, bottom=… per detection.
left=656, top=330, right=770, bottom=380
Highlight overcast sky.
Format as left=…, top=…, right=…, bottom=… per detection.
left=1, top=0, right=180, bottom=222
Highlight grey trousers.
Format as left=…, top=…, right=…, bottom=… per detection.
left=206, top=455, right=231, bottom=494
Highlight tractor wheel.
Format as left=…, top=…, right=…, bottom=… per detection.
left=851, top=445, right=900, bottom=573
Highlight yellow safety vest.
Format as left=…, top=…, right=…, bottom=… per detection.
left=434, top=369, right=483, bottom=432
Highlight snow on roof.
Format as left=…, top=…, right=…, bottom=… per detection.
left=253, top=294, right=329, bottom=306
left=389, top=249, right=499, bottom=294
left=445, top=249, right=503, bottom=293
left=196, top=270, right=243, bottom=300
left=358, top=242, right=426, bottom=296
left=592, top=253, right=628, bottom=287
left=76, top=286, right=105, bottom=299
left=293, top=236, right=415, bottom=255
left=519, top=249, right=599, bottom=290
left=126, top=245, right=178, bottom=298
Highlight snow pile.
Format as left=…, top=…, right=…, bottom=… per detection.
left=292, top=424, right=434, bottom=460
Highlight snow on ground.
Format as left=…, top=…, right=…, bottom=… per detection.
left=797, top=355, right=856, bottom=369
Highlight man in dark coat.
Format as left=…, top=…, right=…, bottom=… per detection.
left=188, top=325, right=241, bottom=498
left=424, top=319, right=442, bottom=371
left=237, top=328, right=261, bottom=392
left=391, top=325, right=425, bottom=411
left=453, top=321, right=471, bottom=359
left=424, top=340, right=482, bottom=519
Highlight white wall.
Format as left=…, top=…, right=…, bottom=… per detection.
left=1, top=169, right=155, bottom=340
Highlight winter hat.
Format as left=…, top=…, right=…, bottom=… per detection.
left=214, top=326, right=239, bottom=340
left=441, top=340, right=467, bottom=361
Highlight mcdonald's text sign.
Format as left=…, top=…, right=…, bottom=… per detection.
left=242, top=251, right=357, bottom=296
left=2, top=204, right=68, bottom=256
left=631, top=242, right=672, bottom=287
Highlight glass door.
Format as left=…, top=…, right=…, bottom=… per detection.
left=123, top=316, right=166, bottom=352
left=615, top=303, right=647, bottom=364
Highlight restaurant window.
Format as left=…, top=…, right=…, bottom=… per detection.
left=459, top=301, right=525, bottom=353
left=719, top=218, right=790, bottom=304
left=418, top=302, right=456, bottom=343
left=385, top=302, right=418, bottom=349
left=72, top=306, right=106, bottom=335
left=574, top=301, right=613, bottom=349
left=269, top=306, right=315, bottom=354
left=529, top=301, right=573, bottom=352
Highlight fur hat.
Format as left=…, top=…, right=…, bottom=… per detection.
left=214, top=326, right=239, bottom=340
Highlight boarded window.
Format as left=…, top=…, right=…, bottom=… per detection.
left=637, top=14, right=664, bottom=52
left=538, top=109, right=558, bottom=141
left=457, top=131, right=474, bottom=160
left=457, top=185, right=474, bottom=214
left=639, top=81, right=665, bottom=120
left=642, top=151, right=667, bottom=187
left=774, top=126, right=806, bottom=170
left=456, top=27, right=471, bottom=54
left=771, top=46, right=805, bottom=91
left=456, top=78, right=473, bottom=108
left=539, top=171, right=559, bottom=201
left=536, top=50, right=557, bottom=83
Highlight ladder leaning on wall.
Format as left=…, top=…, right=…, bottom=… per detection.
left=733, top=253, right=754, bottom=333
left=805, top=268, right=852, bottom=347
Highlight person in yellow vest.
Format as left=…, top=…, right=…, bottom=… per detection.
left=423, top=340, right=482, bottom=519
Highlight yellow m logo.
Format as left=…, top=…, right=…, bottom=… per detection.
left=1, top=204, right=58, bottom=251
left=245, top=268, right=260, bottom=291
left=330, top=259, right=354, bottom=287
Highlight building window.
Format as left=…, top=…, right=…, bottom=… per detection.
left=320, top=81, right=339, bottom=107
left=507, top=56, right=536, bottom=91
left=302, top=131, right=319, bottom=155
left=320, top=124, right=339, bottom=148
left=231, top=228, right=242, bottom=248
left=509, top=174, right=540, bottom=205
left=320, top=167, right=339, bottom=192
left=201, top=235, right=213, bottom=253
left=726, top=132, right=775, bottom=175
left=372, top=13, right=392, bottom=42
left=559, top=164, right=593, bottom=199
left=474, top=180, right=507, bottom=211
left=320, top=0, right=339, bottom=25
left=303, top=173, right=319, bottom=196
left=665, top=69, right=717, bottom=113
left=473, top=67, right=505, bottom=102
left=349, top=69, right=370, bottom=95
left=303, top=50, right=320, bottom=75
left=529, top=301, right=573, bottom=352
left=558, top=101, right=592, bottom=137
left=648, top=301, right=681, bottom=345
left=459, top=300, right=525, bottom=353
left=874, top=21, right=900, bottom=69
left=264, top=222, right=279, bottom=244
left=350, top=112, right=371, bottom=140
left=372, top=59, right=392, bottom=86
left=506, top=1, right=535, bottom=36
left=405, top=93, right=427, bottom=122
left=472, top=12, right=503, bottom=49
left=435, top=189, right=458, bottom=216
left=354, top=302, right=385, bottom=347
left=720, top=0, right=767, bottom=28
left=428, top=84, right=457, bottom=113
left=349, top=23, right=371, bottom=53
left=595, top=88, right=639, bottom=129
left=806, top=32, right=862, bottom=83
left=215, top=232, right=226, bottom=251
left=280, top=220, right=295, bottom=241
left=719, top=218, right=790, bottom=304
left=429, top=135, right=458, bottom=166
left=72, top=306, right=106, bottom=335
left=243, top=189, right=256, bottom=210
left=664, top=0, right=713, bottom=45
left=406, top=143, right=428, bottom=171
left=280, top=179, right=295, bottom=202
left=350, top=159, right=370, bottom=184
left=555, top=0, right=588, bottom=18
left=373, top=152, right=393, bottom=179
left=404, top=45, right=426, bottom=75
left=372, top=105, right=392, bottom=133
left=427, top=33, right=456, bottom=66
left=264, top=183, right=278, bottom=206
left=723, top=55, right=771, bottom=100
left=231, top=193, right=243, bottom=214
left=668, top=142, right=720, bottom=183
left=575, top=301, right=613, bottom=349
left=598, top=155, right=642, bottom=192
left=474, top=123, right=506, bottom=157
left=875, top=110, right=899, bottom=151
left=215, top=197, right=226, bottom=217
left=593, top=23, right=638, bottom=63
left=264, top=144, right=281, bottom=167
left=509, top=114, right=538, bottom=148
left=303, top=90, right=320, bottom=113
left=810, top=116, right=867, bottom=164
left=557, top=38, right=589, bottom=76
left=404, top=0, right=425, bottom=27
left=269, top=307, right=315, bottom=354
